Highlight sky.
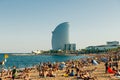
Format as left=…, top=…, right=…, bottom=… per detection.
left=0, top=0, right=120, bottom=53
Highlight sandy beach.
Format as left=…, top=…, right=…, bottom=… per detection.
left=0, top=53, right=120, bottom=80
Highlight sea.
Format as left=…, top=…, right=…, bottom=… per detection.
left=0, top=53, right=86, bottom=69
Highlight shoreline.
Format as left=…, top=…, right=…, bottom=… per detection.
left=10, top=53, right=86, bottom=56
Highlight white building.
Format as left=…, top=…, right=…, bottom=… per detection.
left=64, top=43, right=76, bottom=51
left=86, top=41, right=120, bottom=51
left=107, top=41, right=119, bottom=46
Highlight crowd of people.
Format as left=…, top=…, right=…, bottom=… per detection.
left=0, top=52, right=120, bottom=80
left=104, top=53, right=120, bottom=79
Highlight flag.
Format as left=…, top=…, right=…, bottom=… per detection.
left=4, top=54, right=8, bottom=58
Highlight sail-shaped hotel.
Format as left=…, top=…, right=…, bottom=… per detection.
left=52, top=22, right=70, bottom=50
left=52, top=22, right=76, bottom=51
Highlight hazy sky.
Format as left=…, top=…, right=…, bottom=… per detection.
left=0, top=0, right=120, bottom=53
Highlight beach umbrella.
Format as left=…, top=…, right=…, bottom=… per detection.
left=92, top=60, right=98, bottom=65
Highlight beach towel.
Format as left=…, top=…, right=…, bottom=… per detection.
left=108, top=67, right=115, bottom=74
left=63, top=74, right=68, bottom=77
left=101, top=58, right=108, bottom=62
left=116, top=76, right=120, bottom=78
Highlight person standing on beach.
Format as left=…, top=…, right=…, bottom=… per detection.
left=38, top=62, right=42, bottom=77
left=109, top=62, right=112, bottom=68
left=12, top=66, right=17, bottom=80
left=7, top=67, right=11, bottom=76
left=105, top=62, right=108, bottom=73
left=115, top=61, right=118, bottom=70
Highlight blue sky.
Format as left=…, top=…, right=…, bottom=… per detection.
left=0, top=0, right=120, bottom=53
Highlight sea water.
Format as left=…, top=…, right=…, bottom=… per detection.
left=0, top=54, right=86, bottom=69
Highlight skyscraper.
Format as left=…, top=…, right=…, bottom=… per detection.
left=52, top=22, right=70, bottom=50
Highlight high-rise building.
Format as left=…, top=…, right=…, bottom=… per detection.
left=52, top=22, right=70, bottom=50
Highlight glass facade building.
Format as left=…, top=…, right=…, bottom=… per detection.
left=52, top=22, right=70, bottom=50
